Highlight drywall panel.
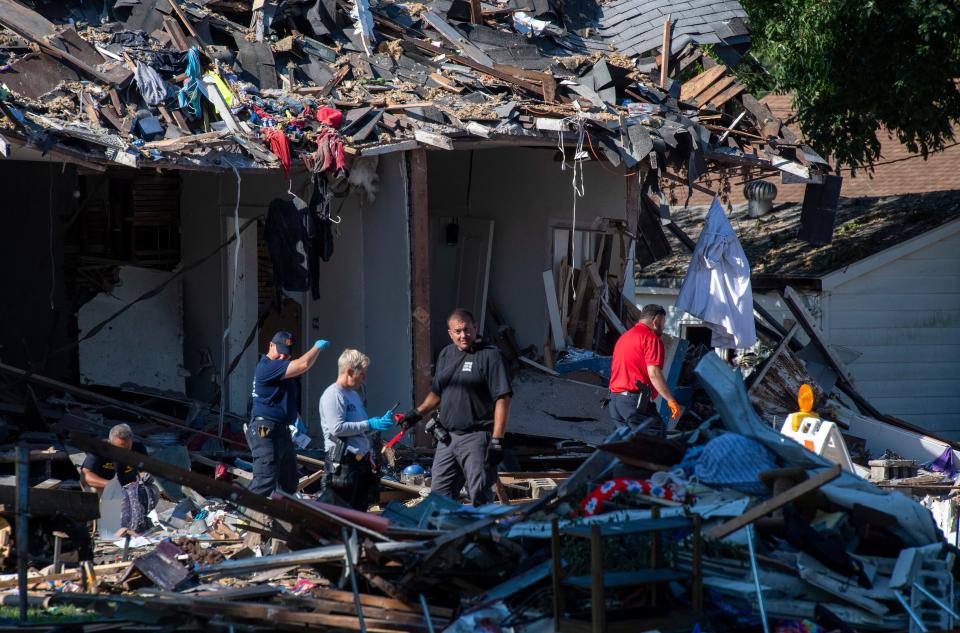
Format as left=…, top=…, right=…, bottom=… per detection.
left=78, top=266, right=185, bottom=391
left=427, top=148, right=629, bottom=354
left=360, top=153, right=413, bottom=421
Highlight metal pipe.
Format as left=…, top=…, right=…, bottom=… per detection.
left=16, top=444, right=29, bottom=624
left=197, top=540, right=418, bottom=575
left=913, top=582, right=959, bottom=619
left=895, top=590, right=928, bottom=632
left=745, top=525, right=770, bottom=633
left=342, top=528, right=366, bottom=633
left=419, top=594, right=435, bottom=633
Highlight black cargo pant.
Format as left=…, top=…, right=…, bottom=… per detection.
left=608, top=392, right=665, bottom=437
left=430, top=429, right=495, bottom=506
left=245, top=416, right=298, bottom=496
left=323, top=455, right=379, bottom=511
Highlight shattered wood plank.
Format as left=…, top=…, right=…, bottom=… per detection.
left=706, top=83, right=747, bottom=109
left=401, top=37, right=543, bottom=96
left=705, top=465, right=841, bottom=540
left=421, top=12, right=495, bottom=67
left=318, top=65, right=350, bottom=97
left=694, top=75, right=736, bottom=107
left=414, top=129, right=454, bottom=150
left=598, top=297, right=626, bottom=334
left=167, top=0, right=201, bottom=40
left=429, top=72, right=464, bottom=93
left=679, top=64, right=726, bottom=102
left=0, top=0, right=57, bottom=41
left=163, top=16, right=190, bottom=52
left=0, top=562, right=129, bottom=590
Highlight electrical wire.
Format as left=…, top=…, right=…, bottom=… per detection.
left=219, top=156, right=243, bottom=442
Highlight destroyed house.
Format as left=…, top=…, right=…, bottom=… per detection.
left=637, top=189, right=960, bottom=439
left=0, top=0, right=832, bottom=441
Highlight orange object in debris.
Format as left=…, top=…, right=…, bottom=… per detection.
left=797, top=383, right=815, bottom=413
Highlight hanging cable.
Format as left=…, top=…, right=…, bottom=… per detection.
left=219, top=156, right=243, bottom=442
left=557, top=110, right=586, bottom=302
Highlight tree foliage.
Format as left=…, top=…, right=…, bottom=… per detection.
left=739, top=0, right=960, bottom=172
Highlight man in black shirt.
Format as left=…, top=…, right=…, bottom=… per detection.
left=396, top=308, right=512, bottom=505
left=81, top=423, right=146, bottom=490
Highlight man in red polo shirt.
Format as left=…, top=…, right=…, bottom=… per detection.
left=608, top=304, right=681, bottom=435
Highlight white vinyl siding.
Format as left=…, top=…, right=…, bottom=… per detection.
left=824, top=228, right=960, bottom=438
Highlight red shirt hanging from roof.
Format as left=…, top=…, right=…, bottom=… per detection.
left=608, top=322, right=665, bottom=397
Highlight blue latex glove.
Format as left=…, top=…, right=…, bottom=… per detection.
left=368, top=414, right=393, bottom=431
left=314, top=339, right=329, bottom=350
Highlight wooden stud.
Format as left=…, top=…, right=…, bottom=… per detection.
left=659, top=14, right=672, bottom=88
left=706, top=465, right=841, bottom=540
left=407, top=148, right=432, bottom=448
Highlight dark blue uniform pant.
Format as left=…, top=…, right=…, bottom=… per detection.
left=608, top=393, right=665, bottom=437
left=246, top=417, right=298, bottom=496
left=430, top=430, right=495, bottom=506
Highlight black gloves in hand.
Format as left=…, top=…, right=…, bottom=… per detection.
left=485, top=437, right=504, bottom=468
left=394, top=409, right=423, bottom=429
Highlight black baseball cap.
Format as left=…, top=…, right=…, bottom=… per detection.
left=271, top=330, right=295, bottom=355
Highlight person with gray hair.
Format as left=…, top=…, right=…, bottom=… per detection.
left=81, top=423, right=145, bottom=491
left=607, top=303, right=681, bottom=435
left=318, top=349, right=394, bottom=510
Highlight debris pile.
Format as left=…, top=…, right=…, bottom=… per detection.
left=0, top=0, right=826, bottom=187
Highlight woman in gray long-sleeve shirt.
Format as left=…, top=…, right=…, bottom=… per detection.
left=318, top=349, right=393, bottom=510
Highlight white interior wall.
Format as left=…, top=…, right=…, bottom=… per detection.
left=427, top=148, right=630, bottom=354
left=824, top=229, right=960, bottom=436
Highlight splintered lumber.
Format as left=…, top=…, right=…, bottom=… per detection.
left=707, top=83, right=747, bottom=109
left=694, top=75, right=736, bottom=107
left=706, top=465, right=841, bottom=540
left=0, top=562, right=129, bottom=590
left=542, top=270, right=566, bottom=351
left=679, top=64, right=727, bottom=101
left=421, top=12, right=494, bottom=67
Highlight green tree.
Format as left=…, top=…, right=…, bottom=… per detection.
left=739, top=0, right=960, bottom=173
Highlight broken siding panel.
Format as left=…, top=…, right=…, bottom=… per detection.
left=826, top=230, right=960, bottom=437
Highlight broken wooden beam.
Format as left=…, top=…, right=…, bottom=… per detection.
left=705, top=465, right=841, bottom=540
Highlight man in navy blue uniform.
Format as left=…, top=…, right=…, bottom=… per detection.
left=248, top=330, right=329, bottom=496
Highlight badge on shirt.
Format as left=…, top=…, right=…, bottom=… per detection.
left=462, top=361, right=473, bottom=372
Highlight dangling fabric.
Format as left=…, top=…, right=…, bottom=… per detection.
left=262, top=128, right=292, bottom=179
left=177, top=48, right=203, bottom=118
left=305, top=173, right=335, bottom=298
left=265, top=197, right=310, bottom=293
left=134, top=62, right=167, bottom=106
left=675, top=197, right=757, bottom=349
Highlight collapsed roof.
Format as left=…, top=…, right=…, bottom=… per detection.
left=0, top=0, right=826, bottom=192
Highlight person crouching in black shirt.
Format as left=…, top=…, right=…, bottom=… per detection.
left=395, top=308, right=512, bottom=505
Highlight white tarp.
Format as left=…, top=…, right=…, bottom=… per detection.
left=675, top=197, right=757, bottom=349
